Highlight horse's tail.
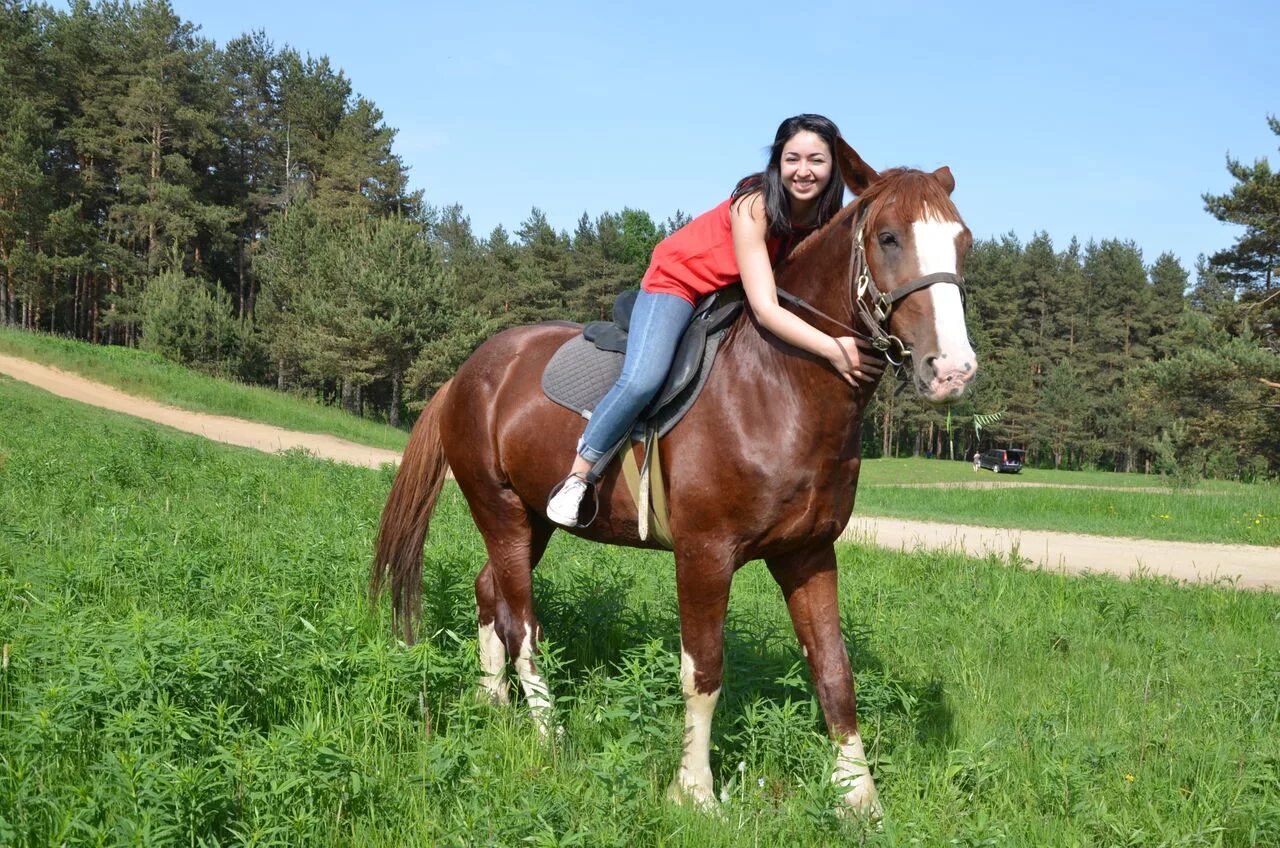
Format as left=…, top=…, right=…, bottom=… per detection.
left=370, top=379, right=453, bottom=643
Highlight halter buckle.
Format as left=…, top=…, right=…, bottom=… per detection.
left=872, top=334, right=909, bottom=367
left=873, top=292, right=892, bottom=324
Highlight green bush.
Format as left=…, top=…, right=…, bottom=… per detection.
left=138, top=272, right=239, bottom=372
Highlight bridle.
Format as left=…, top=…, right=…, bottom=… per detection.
left=776, top=206, right=967, bottom=369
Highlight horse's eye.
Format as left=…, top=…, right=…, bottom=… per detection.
left=878, top=232, right=898, bottom=247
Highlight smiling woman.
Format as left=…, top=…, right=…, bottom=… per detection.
left=547, top=115, right=887, bottom=527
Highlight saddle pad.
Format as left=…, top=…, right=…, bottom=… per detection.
left=541, top=330, right=727, bottom=439
left=541, top=336, right=624, bottom=418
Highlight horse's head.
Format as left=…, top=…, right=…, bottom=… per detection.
left=836, top=139, right=977, bottom=403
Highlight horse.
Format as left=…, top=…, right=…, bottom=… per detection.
left=370, top=138, right=978, bottom=816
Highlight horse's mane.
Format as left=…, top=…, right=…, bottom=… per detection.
left=789, top=167, right=962, bottom=263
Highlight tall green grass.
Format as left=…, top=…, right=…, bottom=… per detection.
left=0, top=326, right=408, bottom=451
left=2, top=379, right=1277, bottom=845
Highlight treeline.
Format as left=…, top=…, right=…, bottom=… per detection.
left=880, top=235, right=1279, bottom=480
left=2, top=2, right=1277, bottom=476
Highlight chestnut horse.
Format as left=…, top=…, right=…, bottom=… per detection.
left=371, top=139, right=977, bottom=816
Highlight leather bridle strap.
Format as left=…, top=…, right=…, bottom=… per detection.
left=775, top=212, right=966, bottom=370
left=885, top=272, right=967, bottom=307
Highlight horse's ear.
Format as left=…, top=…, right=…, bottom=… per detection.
left=932, top=166, right=956, bottom=194
left=835, top=136, right=879, bottom=195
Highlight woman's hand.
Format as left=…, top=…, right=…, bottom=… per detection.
left=827, top=336, right=885, bottom=385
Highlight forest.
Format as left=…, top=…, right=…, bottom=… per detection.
left=2, top=1, right=1278, bottom=478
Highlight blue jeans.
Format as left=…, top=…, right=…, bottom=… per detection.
left=577, top=290, right=694, bottom=463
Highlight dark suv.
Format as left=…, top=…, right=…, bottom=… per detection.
left=974, top=448, right=1024, bottom=473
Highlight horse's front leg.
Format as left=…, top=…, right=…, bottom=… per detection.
left=668, top=546, right=734, bottom=807
left=767, top=546, right=882, bottom=818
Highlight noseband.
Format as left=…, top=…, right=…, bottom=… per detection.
left=777, top=207, right=966, bottom=370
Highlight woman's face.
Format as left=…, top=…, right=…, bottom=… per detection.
left=779, top=130, right=833, bottom=208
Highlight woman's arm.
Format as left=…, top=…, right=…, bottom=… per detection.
left=730, top=194, right=881, bottom=385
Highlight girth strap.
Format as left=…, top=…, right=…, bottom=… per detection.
left=620, top=429, right=673, bottom=549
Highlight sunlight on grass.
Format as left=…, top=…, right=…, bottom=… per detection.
left=2, top=380, right=1277, bottom=845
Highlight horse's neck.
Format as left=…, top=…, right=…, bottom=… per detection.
left=718, top=222, right=869, bottom=434
left=775, top=221, right=858, bottom=324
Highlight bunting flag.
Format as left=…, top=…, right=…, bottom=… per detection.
left=972, top=411, right=1004, bottom=441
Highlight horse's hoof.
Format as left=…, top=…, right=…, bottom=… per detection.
left=838, top=785, right=883, bottom=824
left=532, top=715, right=565, bottom=743
left=666, top=774, right=717, bottom=811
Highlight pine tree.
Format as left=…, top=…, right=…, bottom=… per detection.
left=1202, top=115, right=1280, bottom=350
left=1203, top=115, right=1280, bottom=295
left=216, top=31, right=284, bottom=319
left=1147, top=252, right=1189, bottom=359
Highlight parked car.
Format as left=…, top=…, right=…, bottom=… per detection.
left=973, top=448, right=1025, bottom=473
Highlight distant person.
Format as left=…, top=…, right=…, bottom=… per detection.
left=548, top=114, right=883, bottom=526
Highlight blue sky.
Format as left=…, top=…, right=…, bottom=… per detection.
left=160, top=0, right=1277, bottom=271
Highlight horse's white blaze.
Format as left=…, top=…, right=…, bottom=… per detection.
left=671, top=646, right=719, bottom=804
left=515, top=625, right=553, bottom=731
left=477, top=621, right=509, bottom=703
left=833, top=732, right=882, bottom=815
left=911, top=217, right=975, bottom=372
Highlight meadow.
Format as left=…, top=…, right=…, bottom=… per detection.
left=856, top=462, right=1280, bottom=547
left=2, top=375, right=1277, bottom=846
left=0, top=327, right=408, bottom=452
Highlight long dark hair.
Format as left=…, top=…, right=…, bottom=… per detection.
left=731, top=114, right=845, bottom=239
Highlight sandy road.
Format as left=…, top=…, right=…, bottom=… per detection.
left=0, top=354, right=401, bottom=468
left=837, top=518, right=1275, bottom=589
left=2, top=353, right=1275, bottom=589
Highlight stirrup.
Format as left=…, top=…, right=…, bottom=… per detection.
left=547, top=473, right=599, bottom=528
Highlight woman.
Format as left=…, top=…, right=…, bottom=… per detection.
left=547, top=114, right=883, bottom=527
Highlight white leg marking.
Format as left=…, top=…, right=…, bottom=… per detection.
left=833, top=732, right=882, bottom=818
left=477, top=621, right=510, bottom=704
left=912, top=217, right=977, bottom=385
left=668, top=646, right=720, bottom=806
left=515, top=624, right=554, bottom=736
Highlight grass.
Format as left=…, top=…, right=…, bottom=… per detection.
left=0, top=326, right=408, bottom=451
left=856, top=459, right=1280, bottom=546
left=857, top=456, right=1248, bottom=489
left=2, top=377, right=1278, bottom=846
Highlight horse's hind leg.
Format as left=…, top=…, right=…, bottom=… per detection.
left=476, top=561, right=511, bottom=704
left=471, top=490, right=555, bottom=729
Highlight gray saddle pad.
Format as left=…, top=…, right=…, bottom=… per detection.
left=541, top=331, right=728, bottom=439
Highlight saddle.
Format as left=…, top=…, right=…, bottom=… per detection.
left=541, top=285, right=745, bottom=436
left=540, top=287, right=746, bottom=547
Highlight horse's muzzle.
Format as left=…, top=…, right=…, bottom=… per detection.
left=918, top=352, right=977, bottom=404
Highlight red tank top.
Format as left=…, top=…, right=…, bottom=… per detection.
left=641, top=198, right=806, bottom=305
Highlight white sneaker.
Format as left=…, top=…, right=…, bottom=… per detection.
left=546, top=476, right=588, bottom=527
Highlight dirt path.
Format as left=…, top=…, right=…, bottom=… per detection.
left=0, top=354, right=401, bottom=468
left=837, top=518, right=1275, bottom=589
left=3, top=353, right=1275, bottom=589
